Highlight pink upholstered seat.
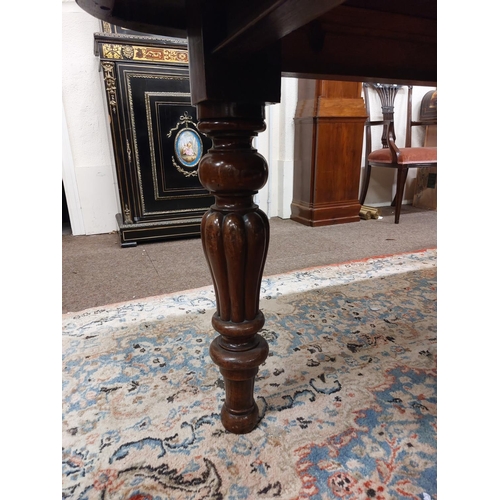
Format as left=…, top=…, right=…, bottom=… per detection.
left=368, top=147, right=437, bottom=165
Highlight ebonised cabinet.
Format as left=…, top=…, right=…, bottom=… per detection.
left=95, top=23, right=214, bottom=246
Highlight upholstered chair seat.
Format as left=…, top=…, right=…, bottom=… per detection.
left=368, top=147, right=437, bottom=165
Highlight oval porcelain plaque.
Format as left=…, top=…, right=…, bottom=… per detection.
left=174, top=128, right=202, bottom=168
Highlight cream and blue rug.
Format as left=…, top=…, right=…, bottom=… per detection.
left=62, top=249, right=437, bottom=500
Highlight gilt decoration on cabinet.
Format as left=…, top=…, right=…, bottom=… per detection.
left=101, top=43, right=189, bottom=64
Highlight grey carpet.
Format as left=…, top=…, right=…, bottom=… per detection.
left=62, top=205, right=437, bottom=314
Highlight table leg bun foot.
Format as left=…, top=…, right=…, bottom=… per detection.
left=220, top=401, right=260, bottom=434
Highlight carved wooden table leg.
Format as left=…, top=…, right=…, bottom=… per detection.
left=197, top=101, right=270, bottom=434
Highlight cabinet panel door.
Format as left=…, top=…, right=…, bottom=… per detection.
left=117, top=63, right=213, bottom=223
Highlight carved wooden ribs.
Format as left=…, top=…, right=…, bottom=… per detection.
left=197, top=102, right=270, bottom=434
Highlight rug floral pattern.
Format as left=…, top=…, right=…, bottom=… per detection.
left=62, top=250, right=437, bottom=499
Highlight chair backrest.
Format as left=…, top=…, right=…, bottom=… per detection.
left=364, top=83, right=401, bottom=150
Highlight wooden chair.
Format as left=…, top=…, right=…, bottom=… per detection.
left=359, top=83, right=437, bottom=223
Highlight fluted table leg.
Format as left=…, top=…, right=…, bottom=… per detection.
left=197, top=101, right=270, bottom=434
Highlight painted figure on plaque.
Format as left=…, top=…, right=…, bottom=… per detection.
left=175, top=129, right=202, bottom=168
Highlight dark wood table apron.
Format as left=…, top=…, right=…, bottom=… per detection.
left=75, top=0, right=437, bottom=434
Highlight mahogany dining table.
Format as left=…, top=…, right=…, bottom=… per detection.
left=75, top=0, right=437, bottom=434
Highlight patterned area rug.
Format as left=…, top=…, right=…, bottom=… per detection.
left=62, top=249, right=437, bottom=500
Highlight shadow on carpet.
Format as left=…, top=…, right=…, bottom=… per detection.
left=62, top=250, right=437, bottom=500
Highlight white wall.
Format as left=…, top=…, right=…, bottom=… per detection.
left=255, top=78, right=298, bottom=219
left=62, top=0, right=120, bottom=235
left=62, top=0, right=435, bottom=234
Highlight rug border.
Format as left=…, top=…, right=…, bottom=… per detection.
left=62, top=247, right=437, bottom=317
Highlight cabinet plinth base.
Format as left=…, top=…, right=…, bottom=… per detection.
left=290, top=201, right=361, bottom=227
left=115, top=213, right=203, bottom=247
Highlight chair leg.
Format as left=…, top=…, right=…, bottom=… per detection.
left=359, top=164, right=372, bottom=205
left=391, top=168, right=409, bottom=207
left=394, top=167, right=407, bottom=224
